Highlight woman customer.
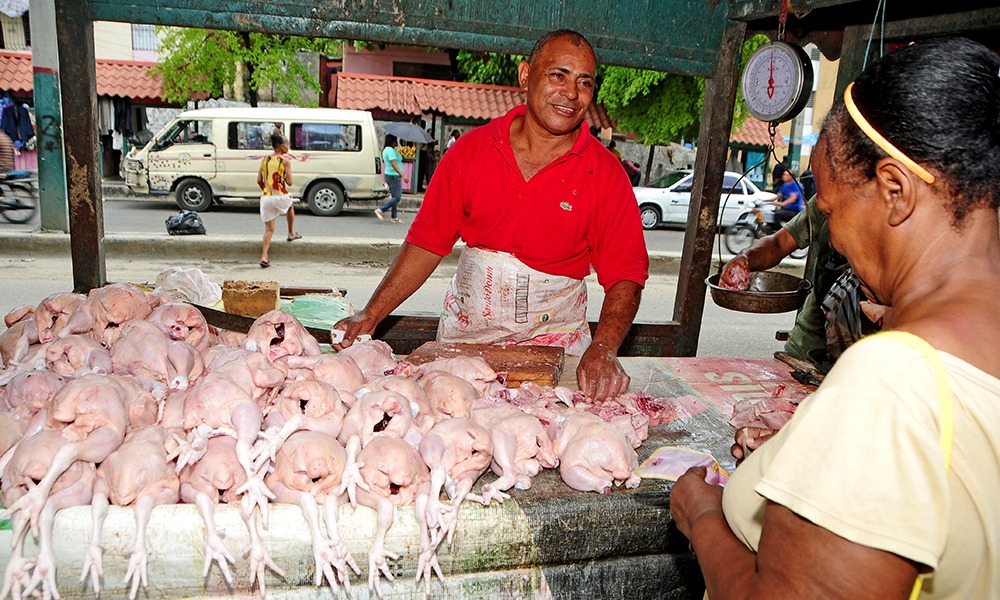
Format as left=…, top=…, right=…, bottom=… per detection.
left=671, top=37, right=1000, bottom=599
left=257, top=133, right=301, bottom=268
left=375, top=133, right=409, bottom=224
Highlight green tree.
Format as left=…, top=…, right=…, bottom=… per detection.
left=455, top=50, right=523, bottom=86
left=596, top=34, right=770, bottom=146
left=152, top=28, right=342, bottom=107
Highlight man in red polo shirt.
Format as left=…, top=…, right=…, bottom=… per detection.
left=336, top=30, right=649, bottom=401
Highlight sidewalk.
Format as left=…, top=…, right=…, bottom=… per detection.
left=0, top=179, right=806, bottom=276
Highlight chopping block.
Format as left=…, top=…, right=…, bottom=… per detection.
left=406, top=342, right=565, bottom=388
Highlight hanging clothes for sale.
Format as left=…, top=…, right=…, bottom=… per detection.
left=0, top=101, right=33, bottom=148
left=112, top=97, right=133, bottom=151
left=98, top=97, right=114, bottom=136
left=113, top=97, right=132, bottom=136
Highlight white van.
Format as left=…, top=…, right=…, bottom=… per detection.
left=123, top=107, right=389, bottom=216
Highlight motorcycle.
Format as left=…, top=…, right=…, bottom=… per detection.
left=0, top=170, right=37, bottom=224
left=724, top=199, right=808, bottom=259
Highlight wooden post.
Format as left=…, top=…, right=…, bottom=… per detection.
left=55, top=0, right=105, bottom=292
left=672, top=19, right=746, bottom=356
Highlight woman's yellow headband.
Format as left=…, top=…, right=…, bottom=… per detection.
left=843, top=82, right=936, bottom=185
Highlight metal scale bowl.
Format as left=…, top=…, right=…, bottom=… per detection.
left=706, top=271, right=811, bottom=314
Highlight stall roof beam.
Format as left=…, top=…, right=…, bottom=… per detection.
left=88, top=0, right=730, bottom=76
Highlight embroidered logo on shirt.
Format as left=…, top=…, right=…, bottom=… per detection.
left=560, top=202, right=573, bottom=211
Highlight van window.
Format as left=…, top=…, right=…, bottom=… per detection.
left=229, top=121, right=281, bottom=150
left=291, top=122, right=361, bottom=152
left=154, top=119, right=212, bottom=150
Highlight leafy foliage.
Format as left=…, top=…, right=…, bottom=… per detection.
left=597, top=68, right=704, bottom=145
left=596, top=34, right=771, bottom=146
left=455, top=50, right=523, bottom=86
left=152, top=28, right=342, bottom=107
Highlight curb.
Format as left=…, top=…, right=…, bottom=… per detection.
left=0, top=231, right=806, bottom=277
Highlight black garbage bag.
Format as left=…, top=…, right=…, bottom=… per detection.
left=165, top=210, right=206, bottom=236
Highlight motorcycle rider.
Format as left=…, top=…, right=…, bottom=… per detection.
left=772, top=169, right=804, bottom=225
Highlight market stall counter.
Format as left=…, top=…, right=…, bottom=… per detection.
left=0, top=356, right=812, bottom=600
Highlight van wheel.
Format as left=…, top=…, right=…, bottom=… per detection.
left=175, top=178, right=213, bottom=212
left=307, top=182, right=345, bottom=216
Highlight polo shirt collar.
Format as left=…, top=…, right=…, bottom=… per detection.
left=491, top=104, right=592, bottom=158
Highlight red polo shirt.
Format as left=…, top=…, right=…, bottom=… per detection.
left=406, top=106, right=649, bottom=291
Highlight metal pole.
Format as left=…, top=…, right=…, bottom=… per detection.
left=28, top=0, right=68, bottom=232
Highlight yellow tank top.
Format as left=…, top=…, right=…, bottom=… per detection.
left=259, top=155, right=288, bottom=196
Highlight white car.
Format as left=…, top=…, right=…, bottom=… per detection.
left=635, top=171, right=777, bottom=230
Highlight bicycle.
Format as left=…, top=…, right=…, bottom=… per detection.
left=0, top=170, right=37, bottom=224
left=724, top=199, right=808, bottom=259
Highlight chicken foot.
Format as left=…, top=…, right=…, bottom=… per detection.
left=123, top=486, right=179, bottom=599
left=22, top=474, right=95, bottom=600
left=354, top=488, right=399, bottom=599
left=0, top=427, right=121, bottom=536
left=239, top=495, right=285, bottom=598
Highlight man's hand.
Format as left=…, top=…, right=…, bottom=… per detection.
left=719, top=254, right=751, bottom=290
left=577, top=342, right=630, bottom=402
left=332, top=311, right=379, bottom=350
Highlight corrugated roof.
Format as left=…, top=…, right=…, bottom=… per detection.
left=0, top=52, right=164, bottom=103
left=731, top=116, right=788, bottom=148
left=334, top=72, right=614, bottom=129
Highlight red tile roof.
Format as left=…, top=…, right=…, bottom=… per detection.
left=0, top=52, right=164, bottom=103
left=731, top=116, right=788, bottom=148
left=0, top=52, right=30, bottom=93
left=96, top=59, right=164, bottom=103
left=334, top=72, right=614, bottom=130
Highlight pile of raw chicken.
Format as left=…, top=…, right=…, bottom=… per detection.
left=0, top=282, right=667, bottom=599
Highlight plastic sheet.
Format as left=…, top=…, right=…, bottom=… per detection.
left=279, top=293, right=353, bottom=330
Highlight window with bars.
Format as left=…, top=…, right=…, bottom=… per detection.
left=131, top=24, right=157, bottom=52
left=0, top=13, right=29, bottom=50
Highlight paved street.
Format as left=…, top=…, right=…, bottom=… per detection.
left=8, top=190, right=721, bottom=256
left=0, top=188, right=801, bottom=359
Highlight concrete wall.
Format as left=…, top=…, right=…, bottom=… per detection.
left=93, top=21, right=134, bottom=60
left=616, top=140, right=696, bottom=186
left=343, top=44, right=450, bottom=76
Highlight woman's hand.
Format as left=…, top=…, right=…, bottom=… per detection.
left=670, top=466, right=724, bottom=540
left=732, top=426, right=775, bottom=463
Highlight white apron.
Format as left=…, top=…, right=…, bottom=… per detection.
left=438, top=247, right=592, bottom=356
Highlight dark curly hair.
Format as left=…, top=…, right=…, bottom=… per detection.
left=820, top=37, right=1000, bottom=226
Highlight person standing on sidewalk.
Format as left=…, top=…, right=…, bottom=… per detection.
left=257, top=133, right=301, bottom=268
left=337, top=29, right=649, bottom=402
left=375, top=134, right=409, bottom=224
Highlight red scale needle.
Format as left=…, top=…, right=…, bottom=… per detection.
left=767, top=54, right=775, bottom=100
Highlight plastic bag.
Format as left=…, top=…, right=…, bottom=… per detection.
left=152, top=267, right=222, bottom=306
left=637, top=446, right=730, bottom=486
left=165, top=210, right=206, bottom=235
left=280, top=294, right=354, bottom=330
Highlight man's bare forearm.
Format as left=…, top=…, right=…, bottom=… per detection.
left=591, top=281, right=643, bottom=352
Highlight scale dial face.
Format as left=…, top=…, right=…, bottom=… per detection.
left=740, top=42, right=814, bottom=123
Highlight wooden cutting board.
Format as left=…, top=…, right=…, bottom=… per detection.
left=405, top=342, right=564, bottom=388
